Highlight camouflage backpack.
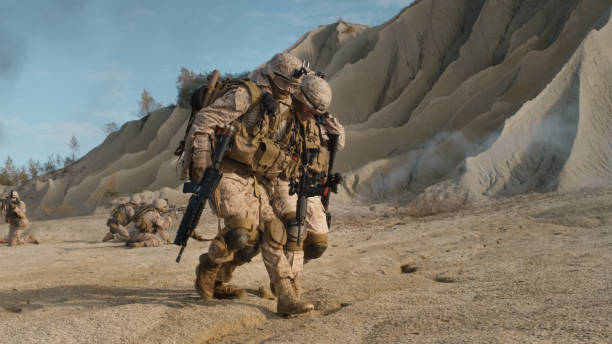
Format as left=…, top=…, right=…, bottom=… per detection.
left=174, top=69, right=263, bottom=157
left=110, top=204, right=130, bottom=225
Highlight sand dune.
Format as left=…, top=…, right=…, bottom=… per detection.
left=7, top=0, right=612, bottom=220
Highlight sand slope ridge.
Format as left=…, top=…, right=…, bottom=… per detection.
left=7, top=0, right=612, bottom=218
left=14, top=107, right=190, bottom=219
left=330, top=1, right=612, bottom=206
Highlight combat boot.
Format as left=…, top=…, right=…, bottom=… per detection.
left=213, top=281, right=247, bottom=299
left=25, top=235, right=39, bottom=244
left=194, top=254, right=220, bottom=301
left=292, top=273, right=303, bottom=298
left=102, top=232, right=114, bottom=242
left=274, top=278, right=314, bottom=317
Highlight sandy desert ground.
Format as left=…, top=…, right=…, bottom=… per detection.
left=1, top=188, right=610, bottom=343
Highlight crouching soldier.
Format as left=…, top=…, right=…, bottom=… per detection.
left=102, top=195, right=142, bottom=242
left=126, top=199, right=175, bottom=248
left=5, top=191, right=38, bottom=246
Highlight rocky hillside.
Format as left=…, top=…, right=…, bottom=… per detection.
left=10, top=0, right=612, bottom=219
left=285, top=0, right=612, bottom=205
left=15, top=108, right=191, bottom=219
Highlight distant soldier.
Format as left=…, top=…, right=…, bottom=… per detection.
left=4, top=191, right=38, bottom=246
left=126, top=198, right=175, bottom=248
left=102, top=195, right=142, bottom=242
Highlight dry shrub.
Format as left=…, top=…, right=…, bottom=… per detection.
left=343, top=25, right=356, bottom=34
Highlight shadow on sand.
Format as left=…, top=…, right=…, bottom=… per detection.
left=0, top=284, right=279, bottom=319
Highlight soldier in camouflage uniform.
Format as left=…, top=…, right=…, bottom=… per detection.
left=102, top=195, right=142, bottom=242
left=126, top=198, right=175, bottom=248
left=185, top=53, right=319, bottom=316
left=4, top=191, right=38, bottom=246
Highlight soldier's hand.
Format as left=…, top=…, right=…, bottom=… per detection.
left=261, top=92, right=278, bottom=114
left=190, top=148, right=212, bottom=183
left=169, top=210, right=177, bottom=219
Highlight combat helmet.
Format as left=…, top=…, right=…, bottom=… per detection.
left=294, top=74, right=332, bottom=114
left=130, top=195, right=142, bottom=205
left=152, top=199, right=168, bottom=211
left=265, top=53, right=303, bottom=93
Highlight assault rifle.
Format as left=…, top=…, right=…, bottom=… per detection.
left=289, top=131, right=342, bottom=246
left=320, top=133, right=341, bottom=229
left=161, top=206, right=187, bottom=216
left=173, top=126, right=234, bottom=263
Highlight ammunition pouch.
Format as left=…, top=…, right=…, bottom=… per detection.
left=252, top=137, right=284, bottom=178
left=306, top=144, right=329, bottom=184
left=226, top=129, right=259, bottom=166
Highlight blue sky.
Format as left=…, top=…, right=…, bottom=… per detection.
left=0, top=0, right=413, bottom=167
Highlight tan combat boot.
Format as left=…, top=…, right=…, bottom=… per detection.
left=213, top=281, right=247, bottom=299
left=102, top=232, right=114, bottom=242
left=194, top=254, right=220, bottom=301
left=274, top=278, right=314, bottom=317
left=25, top=235, right=39, bottom=244
left=292, top=273, right=303, bottom=298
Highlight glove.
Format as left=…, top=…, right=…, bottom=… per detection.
left=189, top=135, right=212, bottom=183
left=261, top=92, right=278, bottom=114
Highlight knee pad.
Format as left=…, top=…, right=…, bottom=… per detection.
left=283, top=215, right=307, bottom=251
left=223, top=216, right=258, bottom=250
left=304, top=232, right=328, bottom=260
left=224, top=228, right=250, bottom=250
left=236, top=244, right=260, bottom=263
left=263, top=218, right=286, bottom=249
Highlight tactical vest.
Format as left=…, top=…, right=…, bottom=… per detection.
left=132, top=206, right=156, bottom=233
left=177, top=79, right=263, bottom=157
left=5, top=201, right=25, bottom=226
left=224, top=95, right=329, bottom=182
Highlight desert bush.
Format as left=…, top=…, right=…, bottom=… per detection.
left=138, top=89, right=163, bottom=118
left=176, top=67, right=208, bottom=108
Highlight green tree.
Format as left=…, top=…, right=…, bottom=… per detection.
left=27, top=158, right=43, bottom=179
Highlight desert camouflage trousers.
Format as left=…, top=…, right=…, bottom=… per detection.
left=262, top=178, right=329, bottom=277
left=8, top=224, right=27, bottom=246
left=128, top=231, right=164, bottom=247
left=106, top=222, right=130, bottom=242
left=205, top=170, right=298, bottom=284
